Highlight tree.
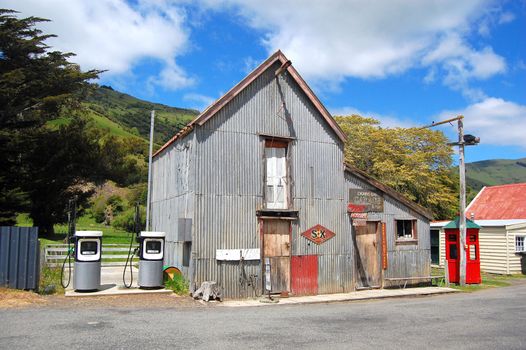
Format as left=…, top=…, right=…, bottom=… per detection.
left=335, top=115, right=458, bottom=219
left=0, top=9, right=102, bottom=232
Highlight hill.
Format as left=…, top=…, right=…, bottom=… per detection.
left=466, top=158, right=526, bottom=192
left=84, top=85, right=199, bottom=144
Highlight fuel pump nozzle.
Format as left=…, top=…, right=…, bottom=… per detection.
left=123, top=203, right=141, bottom=288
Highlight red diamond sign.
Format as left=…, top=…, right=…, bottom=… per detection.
left=301, top=224, right=336, bottom=245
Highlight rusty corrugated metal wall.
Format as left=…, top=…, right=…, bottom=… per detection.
left=151, top=134, right=196, bottom=277
left=190, top=62, right=351, bottom=297
left=344, top=172, right=431, bottom=286
left=151, top=58, right=429, bottom=298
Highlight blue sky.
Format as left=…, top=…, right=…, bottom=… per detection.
left=7, top=0, right=526, bottom=162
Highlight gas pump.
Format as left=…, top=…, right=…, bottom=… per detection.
left=73, top=230, right=103, bottom=291
left=137, top=231, right=166, bottom=288
left=122, top=204, right=165, bottom=289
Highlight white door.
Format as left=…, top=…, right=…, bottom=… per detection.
left=265, top=147, right=287, bottom=209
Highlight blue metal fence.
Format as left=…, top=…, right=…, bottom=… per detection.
left=0, top=226, right=40, bottom=290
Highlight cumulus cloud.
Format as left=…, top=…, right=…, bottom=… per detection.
left=437, top=98, right=526, bottom=148
left=183, top=93, right=217, bottom=111
left=5, top=0, right=193, bottom=90
left=200, top=0, right=506, bottom=97
left=331, top=106, right=416, bottom=128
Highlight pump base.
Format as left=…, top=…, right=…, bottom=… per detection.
left=138, top=260, right=164, bottom=288
left=73, top=261, right=101, bottom=291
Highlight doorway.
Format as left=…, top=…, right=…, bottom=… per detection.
left=354, top=221, right=381, bottom=289
left=263, top=220, right=290, bottom=293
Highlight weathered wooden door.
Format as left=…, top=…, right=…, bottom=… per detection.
left=354, top=221, right=381, bottom=289
left=263, top=220, right=290, bottom=293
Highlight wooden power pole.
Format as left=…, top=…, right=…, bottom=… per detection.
left=458, top=117, right=467, bottom=286
left=420, top=115, right=478, bottom=287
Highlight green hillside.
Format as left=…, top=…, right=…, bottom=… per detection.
left=466, top=158, right=526, bottom=192
left=84, top=85, right=199, bottom=144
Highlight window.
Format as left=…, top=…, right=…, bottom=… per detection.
left=80, top=241, right=98, bottom=255
left=396, top=220, right=416, bottom=240
left=265, top=140, right=288, bottom=209
left=145, top=241, right=162, bottom=254
left=516, top=236, right=525, bottom=253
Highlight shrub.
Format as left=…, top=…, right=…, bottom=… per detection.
left=164, top=274, right=189, bottom=295
left=111, top=205, right=145, bottom=232
left=39, top=266, right=65, bottom=295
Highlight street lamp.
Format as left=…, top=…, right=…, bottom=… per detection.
left=421, top=116, right=480, bottom=286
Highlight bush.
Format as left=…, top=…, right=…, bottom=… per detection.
left=111, top=205, right=145, bottom=232
left=164, top=274, right=189, bottom=295
left=39, top=266, right=65, bottom=295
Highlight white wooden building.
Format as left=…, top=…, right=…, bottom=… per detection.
left=431, top=183, right=526, bottom=274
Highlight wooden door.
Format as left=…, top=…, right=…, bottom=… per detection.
left=354, top=221, right=381, bottom=289
left=263, top=220, right=290, bottom=293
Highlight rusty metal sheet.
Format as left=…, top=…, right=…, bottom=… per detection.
left=291, top=255, right=318, bottom=295
left=349, top=189, right=384, bottom=212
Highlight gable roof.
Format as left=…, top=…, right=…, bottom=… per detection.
left=344, top=164, right=433, bottom=220
left=466, top=183, right=526, bottom=220
left=154, top=50, right=347, bottom=157
left=444, top=216, right=481, bottom=229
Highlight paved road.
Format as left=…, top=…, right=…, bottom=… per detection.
left=1, top=282, right=525, bottom=350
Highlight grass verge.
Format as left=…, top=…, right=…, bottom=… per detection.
left=431, top=266, right=526, bottom=292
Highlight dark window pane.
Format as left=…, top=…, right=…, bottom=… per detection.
left=80, top=241, right=97, bottom=255
left=396, top=220, right=413, bottom=238
left=449, top=244, right=458, bottom=260
left=469, top=245, right=476, bottom=260
left=146, top=241, right=161, bottom=254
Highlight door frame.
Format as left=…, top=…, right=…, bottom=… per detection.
left=352, top=220, right=383, bottom=290
left=260, top=218, right=292, bottom=294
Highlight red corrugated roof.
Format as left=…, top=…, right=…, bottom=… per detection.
left=466, top=183, right=526, bottom=220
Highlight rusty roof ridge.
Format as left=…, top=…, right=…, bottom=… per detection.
left=153, top=49, right=347, bottom=158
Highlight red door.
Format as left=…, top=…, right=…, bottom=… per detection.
left=445, top=231, right=459, bottom=283
left=291, top=255, right=318, bottom=295
left=466, top=229, right=481, bottom=284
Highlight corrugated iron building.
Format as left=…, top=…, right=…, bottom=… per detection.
left=151, top=51, right=432, bottom=298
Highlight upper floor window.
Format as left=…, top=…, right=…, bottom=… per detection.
left=265, top=140, right=288, bottom=209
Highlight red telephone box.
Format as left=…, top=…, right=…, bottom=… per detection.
left=444, top=217, right=481, bottom=284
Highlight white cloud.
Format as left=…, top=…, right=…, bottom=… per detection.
left=197, top=0, right=507, bottom=98
left=331, top=106, right=416, bottom=128
left=6, top=0, right=193, bottom=90
left=437, top=98, right=526, bottom=148
left=183, top=93, right=216, bottom=111
left=423, top=33, right=506, bottom=100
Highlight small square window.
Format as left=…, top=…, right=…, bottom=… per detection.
left=516, top=236, right=525, bottom=253
left=396, top=220, right=416, bottom=239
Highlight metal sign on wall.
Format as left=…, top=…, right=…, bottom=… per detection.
left=350, top=212, right=368, bottom=227
left=348, top=189, right=384, bottom=212
left=301, top=224, right=335, bottom=245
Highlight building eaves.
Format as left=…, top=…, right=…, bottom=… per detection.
left=153, top=50, right=347, bottom=158
left=344, top=164, right=433, bottom=220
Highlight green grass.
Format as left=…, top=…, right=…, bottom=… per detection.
left=16, top=213, right=131, bottom=245
left=431, top=267, right=526, bottom=292
left=87, top=109, right=141, bottom=139
left=39, top=266, right=65, bottom=295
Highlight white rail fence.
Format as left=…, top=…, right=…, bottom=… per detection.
left=44, top=244, right=137, bottom=267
